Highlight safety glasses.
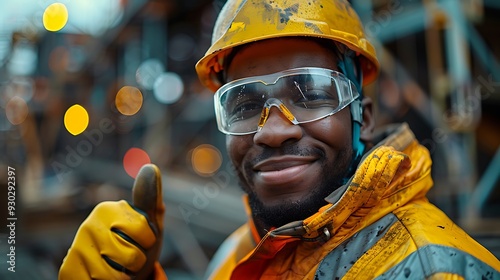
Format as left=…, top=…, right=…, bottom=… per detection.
left=214, top=67, right=360, bottom=135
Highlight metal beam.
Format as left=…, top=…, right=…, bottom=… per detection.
left=373, top=4, right=428, bottom=43
left=469, top=146, right=500, bottom=214
left=351, top=0, right=373, bottom=25
left=466, top=23, right=500, bottom=81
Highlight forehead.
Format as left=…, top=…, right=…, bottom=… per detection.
left=226, top=38, right=339, bottom=81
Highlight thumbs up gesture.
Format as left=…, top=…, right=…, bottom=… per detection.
left=59, top=164, right=167, bottom=280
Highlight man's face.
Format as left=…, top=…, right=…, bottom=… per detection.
left=225, top=38, right=354, bottom=229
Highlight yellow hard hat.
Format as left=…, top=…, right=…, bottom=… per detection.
left=195, top=0, right=380, bottom=92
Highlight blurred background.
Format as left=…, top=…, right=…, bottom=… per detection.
left=0, top=0, right=498, bottom=279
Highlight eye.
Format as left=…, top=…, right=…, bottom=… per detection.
left=224, top=85, right=264, bottom=124
left=293, top=80, right=339, bottom=109
left=295, top=91, right=339, bottom=108
left=228, top=98, right=263, bottom=123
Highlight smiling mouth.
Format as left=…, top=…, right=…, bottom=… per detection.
left=253, top=155, right=317, bottom=185
left=254, top=155, right=317, bottom=170
left=259, top=163, right=309, bottom=178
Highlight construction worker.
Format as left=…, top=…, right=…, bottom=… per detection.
left=59, top=0, right=500, bottom=279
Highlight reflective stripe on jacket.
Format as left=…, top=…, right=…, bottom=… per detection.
left=206, top=123, right=500, bottom=279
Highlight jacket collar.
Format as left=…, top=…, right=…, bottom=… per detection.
left=230, top=123, right=433, bottom=279
left=265, top=123, right=432, bottom=240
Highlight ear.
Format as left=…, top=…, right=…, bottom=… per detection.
left=360, top=96, right=375, bottom=143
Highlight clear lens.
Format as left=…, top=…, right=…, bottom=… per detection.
left=214, top=67, right=359, bottom=135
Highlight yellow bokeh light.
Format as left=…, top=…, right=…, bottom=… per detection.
left=64, top=104, right=89, bottom=135
left=192, top=144, right=223, bottom=176
left=115, top=86, right=143, bottom=116
left=6, top=96, right=29, bottom=125
left=43, top=3, right=69, bottom=32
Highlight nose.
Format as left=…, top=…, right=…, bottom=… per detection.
left=253, top=106, right=303, bottom=147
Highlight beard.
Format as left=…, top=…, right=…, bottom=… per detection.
left=239, top=145, right=353, bottom=230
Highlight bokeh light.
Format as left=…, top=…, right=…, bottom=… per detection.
left=7, top=42, right=37, bottom=76
left=153, top=72, right=184, bottom=104
left=4, top=77, right=34, bottom=103
left=191, top=144, right=222, bottom=176
left=43, top=3, right=69, bottom=32
left=136, top=59, right=165, bottom=90
left=123, top=148, right=151, bottom=178
left=5, top=96, right=29, bottom=125
left=64, top=104, right=89, bottom=135
left=115, top=86, right=143, bottom=116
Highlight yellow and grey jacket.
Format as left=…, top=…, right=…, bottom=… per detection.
left=206, top=123, right=500, bottom=279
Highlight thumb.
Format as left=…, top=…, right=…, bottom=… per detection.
left=132, top=163, right=165, bottom=232
left=131, top=163, right=165, bottom=280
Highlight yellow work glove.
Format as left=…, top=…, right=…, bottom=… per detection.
left=59, top=164, right=167, bottom=280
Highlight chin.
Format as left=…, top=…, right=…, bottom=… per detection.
left=247, top=182, right=334, bottom=229
left=242, top=146, right=353, bottom=229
